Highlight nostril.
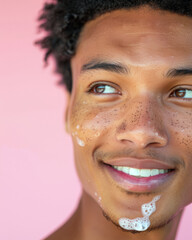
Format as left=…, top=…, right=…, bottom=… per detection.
left=116, top=129, right=168, bottom=149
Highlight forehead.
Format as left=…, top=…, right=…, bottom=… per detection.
left=81, top=6, right=192, bottom=32
left=71, top=7, right=192, bottom=77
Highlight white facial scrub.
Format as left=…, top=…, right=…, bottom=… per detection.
left=119, top=195, right=161, bottom=231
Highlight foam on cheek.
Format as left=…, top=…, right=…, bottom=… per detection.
left=72, top=126, right=85, bottom=147
left=119, top=195, right=161, bottom=232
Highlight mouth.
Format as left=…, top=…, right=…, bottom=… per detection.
left=112, top=165, right=172, bottom=177
left=101, top=159, right=176, bottom=193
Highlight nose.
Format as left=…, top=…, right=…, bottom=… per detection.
left=116, top=98, right=168, bottom=149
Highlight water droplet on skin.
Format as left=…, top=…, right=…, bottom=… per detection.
left=95, top=132, right=101, bottom=137
left=76, top=125, right=80, bottom=129
left=72, top=132, right=78, bottom=136
left=76, top=137, right=85, bottom=147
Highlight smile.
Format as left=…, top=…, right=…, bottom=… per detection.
left=102, top=158, right=176, bottom=193
left=112, top=166, right=171, bottom=178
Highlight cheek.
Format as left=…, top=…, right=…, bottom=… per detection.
left=68, top=103, right=123, bottom=194
left=168, top=110, right=192, bottom=151
left=162, top=110, right=192, bottom=206
left=69, top=102, right=124, bottom=146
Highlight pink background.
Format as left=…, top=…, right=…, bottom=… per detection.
left=0, top=1, right=191, bottom=239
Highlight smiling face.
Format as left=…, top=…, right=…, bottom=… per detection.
left=66, top=6, right=192, bottom=231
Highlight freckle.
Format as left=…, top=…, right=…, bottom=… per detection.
left=118, top=122, right=127, bottom=131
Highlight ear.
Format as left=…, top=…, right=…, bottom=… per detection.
left=64, top=91, right=71, bottom=134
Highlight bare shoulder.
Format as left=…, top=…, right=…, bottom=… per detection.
left=43, top=223, right=75, bottom=240
left=42, top=206, right=81, bottom=240
left=43, top=225, right=67, bottom=240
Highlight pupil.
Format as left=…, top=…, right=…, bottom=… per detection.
left=175, top=89, right=185, bottom=97
left=96, top=85, right=105, bottom=93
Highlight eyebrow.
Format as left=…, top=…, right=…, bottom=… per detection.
left=81, top=59, right=129, bottom=74
left=166, top=68, right=192, bottom=78
left=81, top=60, right=192, bottom=78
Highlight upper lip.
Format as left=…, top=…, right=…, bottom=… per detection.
left=103, top=157, right=176, bottom=170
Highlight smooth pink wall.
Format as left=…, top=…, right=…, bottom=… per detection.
left=0, top=1, right=191, bottom=239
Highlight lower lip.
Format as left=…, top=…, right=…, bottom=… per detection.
left=103, top=164, right=175, bottom=192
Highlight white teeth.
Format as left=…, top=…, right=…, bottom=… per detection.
left=113, top=166, right=169, bottom=177
left=123, top=167, right=130, bottom=174
left=151, top=169, right=159, bottom=176
left=140, top=169, right=151, bottom=177
left=129, top=168, right=140, bottom=176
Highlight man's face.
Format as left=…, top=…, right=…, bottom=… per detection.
left=66, top=7, right=192, bottom=229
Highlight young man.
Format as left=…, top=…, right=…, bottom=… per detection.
left=37, top=1, right=192, bottom=239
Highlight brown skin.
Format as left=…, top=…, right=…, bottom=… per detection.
left=45, top=6, right=192, bottom=240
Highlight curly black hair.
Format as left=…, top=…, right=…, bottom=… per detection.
left=36, top=0, right=192, bottom=92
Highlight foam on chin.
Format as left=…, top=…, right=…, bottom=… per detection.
left=119, top=195, right=161, bottom=231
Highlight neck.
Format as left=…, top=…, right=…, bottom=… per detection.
left=74, top=191, right=183, bottom=240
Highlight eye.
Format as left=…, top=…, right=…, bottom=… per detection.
left=170, top=88, right=192, bottom=99
left=88, top=83, right=120, bottom=95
